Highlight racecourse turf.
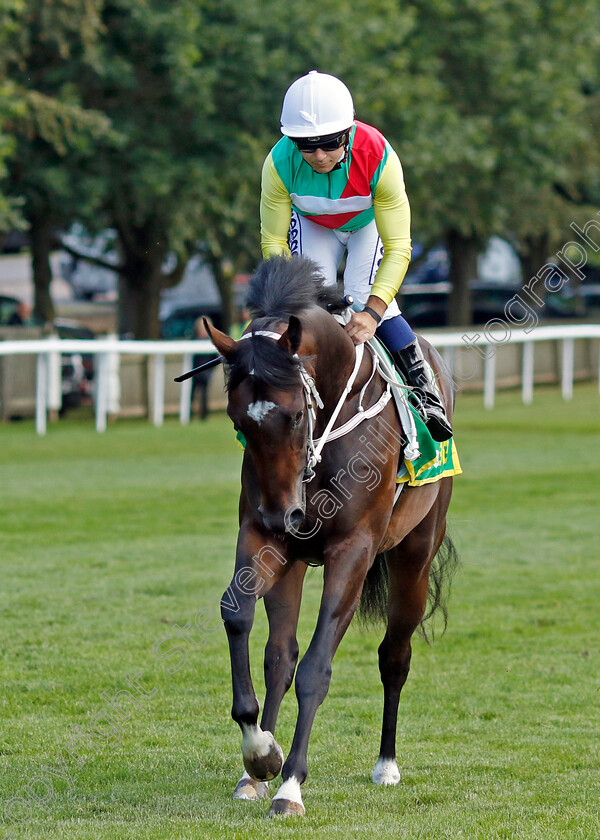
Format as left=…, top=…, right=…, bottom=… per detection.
left=0, top=384, right=599, bottom=839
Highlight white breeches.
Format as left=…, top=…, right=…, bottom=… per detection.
left=288, top=211, right=401, bottom=322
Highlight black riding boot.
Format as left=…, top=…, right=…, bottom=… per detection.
left=392, top=339, right=453, bottom=442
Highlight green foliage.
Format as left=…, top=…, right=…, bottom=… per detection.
left=1, top=0, right=115, bottom=228
left=2, top=0, right=600, bottom=330
left=0, top=0, right=25, bottom=227
left=388, top=0, right=600, bottom=247
left=14, top=89, right=115, bottom=156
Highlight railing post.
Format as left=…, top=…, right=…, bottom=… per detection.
left=179, top=353, right=193, bottom=425
left=35, top=352, right=48, bottom=436
left=47, top=344, right=62, bottom=418
left=484, top=349, right=496, bottom=410
left=95, top=352, right=109, bottom=433
left=106, top=335, right=121, bottom=415
left=522, top=341, right=534, bottom=405
left=561, top=338, right=574, bottom=400
left=152, top=353, right=165, bottom=427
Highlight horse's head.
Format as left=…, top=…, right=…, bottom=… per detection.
left=208, top=315, right=314, bottom=534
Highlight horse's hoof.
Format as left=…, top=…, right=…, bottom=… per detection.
left=268, top=799, right=305, bottom=818
left=268, top=777, right=305, bottom=817
left=372, top=756, right=401, bottom=786
left=242, top=727, right=284, bottom=781
left=243, top=740, right=283, bottom=781
left=233, top=773, right=270, bottom=801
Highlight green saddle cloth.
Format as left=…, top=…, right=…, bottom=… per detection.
left=398, top=399, right=462, bottom=486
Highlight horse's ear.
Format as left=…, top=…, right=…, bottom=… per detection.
left=205, top=319, right=236, bottom=359
left=278, top=315, right=302, bottom=355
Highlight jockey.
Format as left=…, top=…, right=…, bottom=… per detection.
left=260, top=70, right=452, bottom=442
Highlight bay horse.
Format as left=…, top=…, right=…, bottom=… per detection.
left=207, top=255, right=458, bottom=818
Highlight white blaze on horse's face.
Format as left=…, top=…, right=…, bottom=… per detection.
left=247, top=400, right=278, bottom=426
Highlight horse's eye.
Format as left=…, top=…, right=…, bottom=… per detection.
left=291, top=410, right=304, bottom=428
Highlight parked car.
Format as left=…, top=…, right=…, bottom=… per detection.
left=400, top=238, right=589, bottom=327
left=0, top=294, right=27, bottom=324
left=159, top=255, right=223, bottom=322
left=400, top=280, right=578, bottom=328
left=0, top=229, right=29, bottom=253
left=0, top=295, right=32, bottom=326
left=159, top=305, right=224, bottom=339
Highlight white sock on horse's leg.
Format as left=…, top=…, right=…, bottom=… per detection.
left=372, top=756, right=401, bottom=785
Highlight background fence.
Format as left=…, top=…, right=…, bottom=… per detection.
left=1, top=324, right=599, bottom=435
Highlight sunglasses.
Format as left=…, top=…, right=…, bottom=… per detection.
left=293, top=132, right=348, bottom=153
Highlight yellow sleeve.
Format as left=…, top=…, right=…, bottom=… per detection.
left=260, top=153, right=292, bottom=258
left=371, top=149, right=412, bottom=305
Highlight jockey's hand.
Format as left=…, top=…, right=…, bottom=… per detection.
left=345, top=310, right=379, bottom=345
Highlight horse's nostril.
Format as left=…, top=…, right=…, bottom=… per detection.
left=258, top=505, right=304, bottom=534
left=286, top=507, right=305, bottom=533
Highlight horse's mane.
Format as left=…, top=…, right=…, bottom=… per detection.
left=226, top=256, right=339, bottom=393
left=246, top=255, right=340, bottom=320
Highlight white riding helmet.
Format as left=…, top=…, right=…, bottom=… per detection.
left=280, top=71, right=355, bottom=138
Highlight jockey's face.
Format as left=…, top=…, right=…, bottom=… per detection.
left=300, top=145, right=345, bottom=173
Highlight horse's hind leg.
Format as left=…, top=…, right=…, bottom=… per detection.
left=233, top=561, right=307, bottom=802
left=374, top=506, right=447, bottom=786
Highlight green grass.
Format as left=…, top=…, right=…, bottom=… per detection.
left=1, top=384, right=599, bottom=839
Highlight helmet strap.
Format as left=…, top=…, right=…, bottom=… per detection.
left=332, top=133, right=351, bottom=170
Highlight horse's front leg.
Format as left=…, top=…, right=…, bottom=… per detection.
left=232, top=560, right=307, bottom=802
left=222, top=522, right=292, bottom=785
left=270, top=536, right=373, bottom=817
left=261, top=560, right=308, bottom=733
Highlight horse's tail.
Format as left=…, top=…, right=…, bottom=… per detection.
left=419, top=533, right=460, bottom=642
left=356, top=534, right=459, bottom=641
left=356, top=552, right=389, bottom=628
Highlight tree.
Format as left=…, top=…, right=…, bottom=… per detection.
left=1, top=0, right=115, bottom=322
left=7, top=0, right=597, bottom=334
left=2, top=0, right=212, bottom=334
left=373, top=0, right=599, bottom=324
left=0, top=0, right=27, bottom=232
left=65, top=0, right=422, bottom=336
left=61, top=0, right=219, bottom=338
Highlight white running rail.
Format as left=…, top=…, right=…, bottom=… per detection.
left=1, top=325, right=599, bottom=435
